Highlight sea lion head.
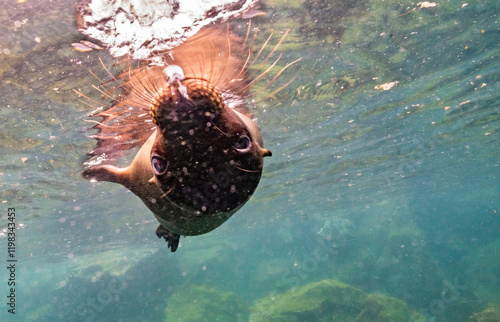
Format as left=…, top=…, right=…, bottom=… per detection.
left=149, top=65, right=272, bottom=215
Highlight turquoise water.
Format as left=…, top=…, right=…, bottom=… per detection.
left=1, top=0, right=499, bottom=320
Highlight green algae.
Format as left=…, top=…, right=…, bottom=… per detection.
left=357, top=293, right=417, bottom=322
left=250, top=279, right=365, bottom=321
left=469, top=303, right=500, bottom=322
left=249, top=279, right=424, bottom=321
left=166, top=283, right=248, bottom=321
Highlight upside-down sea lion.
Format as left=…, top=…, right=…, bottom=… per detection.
left=81, top=27, right=273, bottom=251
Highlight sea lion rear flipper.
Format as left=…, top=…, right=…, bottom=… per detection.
left=156, top=224, right=180, bottom=252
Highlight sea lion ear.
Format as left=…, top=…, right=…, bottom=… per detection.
left=81, top=164, right=126, bottom=184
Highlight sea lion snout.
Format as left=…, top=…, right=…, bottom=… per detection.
left=164, top=65, right=185, bottom=84
left=163, top=65, right=189, bottom=101
left=151, top=76, right=224, bottom=131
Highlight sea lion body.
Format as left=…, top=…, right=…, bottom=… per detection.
left=82, top=27, right=271, bottom=251
left=87, top=125, right=255, bottom=237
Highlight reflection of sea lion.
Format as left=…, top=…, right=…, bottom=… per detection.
left=82, top=27, right=272, bottom=251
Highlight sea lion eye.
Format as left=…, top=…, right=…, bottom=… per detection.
left=151, top=156, right=168, bottom=175
left=234, top=135, right=251, bottom=153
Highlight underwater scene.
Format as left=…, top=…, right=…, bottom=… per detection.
left=1, top=0, right=499, bottom=321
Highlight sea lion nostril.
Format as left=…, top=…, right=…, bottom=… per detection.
left=163, top=65, right=188, bottom=99
left=163, top=65, right=185, bottom=83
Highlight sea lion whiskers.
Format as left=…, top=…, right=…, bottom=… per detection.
left=209, top=36, right=230, bottom=90
left=74, top=62, right=120, bottom=106
left=230, top=161, right=261, bottom=173
left=128, top=68, right=168, bottom=111
left=81, top=62, right=145, bottom=112
left=159, top=186, right=175, bottom=199
left=83, top=118, right=109, bottom=126
left=99, top=56, right=121, bottom=87
left=256, top=72, right=299, bottom=103
left=219, top=27, right=234, bottom=87
left=115, top=93, right=151, bottom=114
left=241, top=52, right=282, bottom=92
left=250, top=32, right=273, bottom=68
left=262, top=57, right=302, bottom=94
left=209, top=37, right=231, bottom=89
left=88, top=69, right=110, bottom=92
left=204, top=40, right=216, bottom=86
left=130, top=68, right=159, bottom=99
left=202, top=28, right=242, bottom=92
left=88, top=57, right=128, bottom=97
left=84, top=115, right=153, bottom=128
left=247, top=26, right=259, bottom=55
left=141, top=69, right=167, bottom=104
left=187, top=61, right=199, bottom=83
left=113, top=57, right=127, bottom=77
left=243, top=18, right=252, bottom=45
left=240, top=43, right=301, bottom=101
left=234, top=23, right=254, bottom=85
left=91, top=84, right=117, bottom=101
left=73, top=89, right=101, bottom=108
left=211, top=122, right=231, bottom=137
left=237, top=27, right=299, bottom=101
left=259, top=29, right=289, bottom=68
left=235, top=48, right=252, bottom=82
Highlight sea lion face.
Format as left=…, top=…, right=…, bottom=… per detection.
left=149, top=67, right=271, bottom=215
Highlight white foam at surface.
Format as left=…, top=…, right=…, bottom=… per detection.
left=79, top=0, right=258, bottom=60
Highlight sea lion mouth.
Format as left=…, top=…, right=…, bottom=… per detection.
left=151, top=65, right=225, bottom=137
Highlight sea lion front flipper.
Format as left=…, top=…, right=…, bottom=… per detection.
left=82, top=130, right=158, bottom=192
left=156, top=224, right=180, bottom=252
left=82, top=164, right=128, bottom=184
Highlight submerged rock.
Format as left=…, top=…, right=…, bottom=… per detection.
left=463, top=239, right=500, bottom=304
left=358, top=294, right=418, bottom=322
left=469, top=303, right=500, bottom=322
left=166, top=283, right=248, bottom=321
left=250, top=279, right=364, bottom=321
left=249, top=279, right=424, bottom=321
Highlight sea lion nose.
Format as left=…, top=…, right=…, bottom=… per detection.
left=163, top=65, right=185, bottom=83
left=164, top=65, right=188, bottom=100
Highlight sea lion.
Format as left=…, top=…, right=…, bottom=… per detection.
left=81, top=27, right=272, bottom=251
